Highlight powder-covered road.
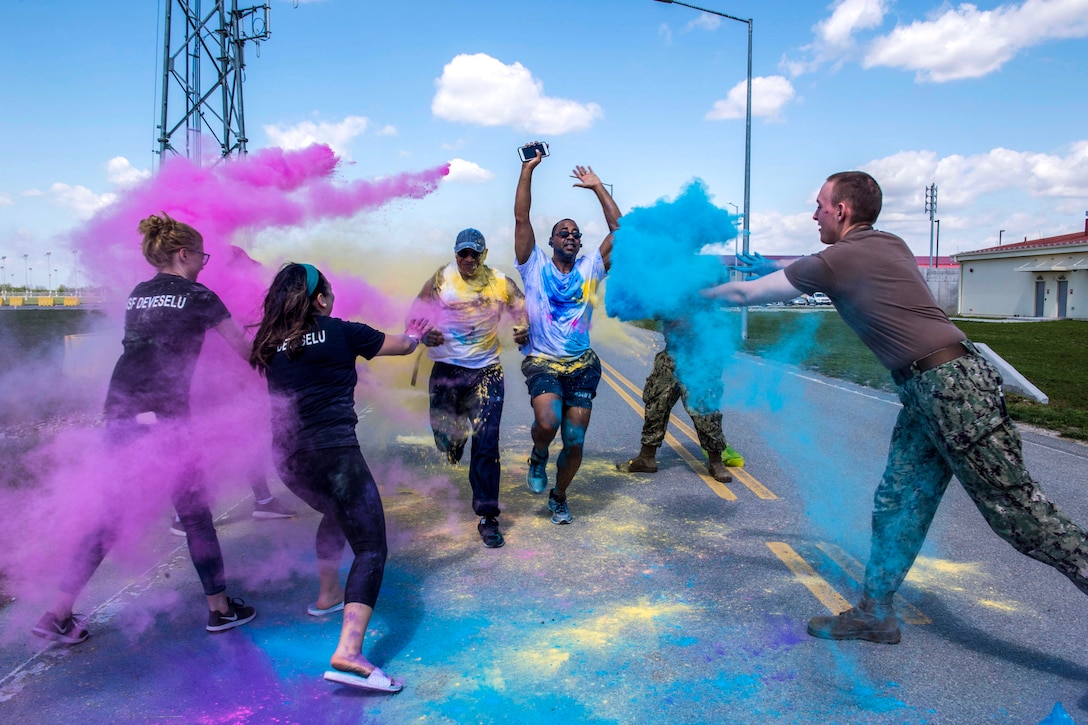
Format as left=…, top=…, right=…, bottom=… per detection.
left=1, top=321, right=1086, bottom=724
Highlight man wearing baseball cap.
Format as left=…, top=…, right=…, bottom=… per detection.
left=413, top=229, right=529, bottom=548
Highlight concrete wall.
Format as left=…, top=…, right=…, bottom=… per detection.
left=922, top=267, right=960, bottom=313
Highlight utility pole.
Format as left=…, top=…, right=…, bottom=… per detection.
left=157, top=1, right=271, bottom=165
left=924, top=184, right=938, bottom=268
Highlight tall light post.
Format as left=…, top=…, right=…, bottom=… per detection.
left=654, top=0, right=753, bottom=338
left=46, top=251, right=52, bottom=293
left=22, top=253, right=28, bottom=292
left=0, top=256, right=5, bottom=295
left=999, top=229, right=1005, bottom=246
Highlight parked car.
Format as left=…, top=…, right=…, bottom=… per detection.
left=786, top=296, right=809, bottom=306
left=810, top=292, right=831, bottom=306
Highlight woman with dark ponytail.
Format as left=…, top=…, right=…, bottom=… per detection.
left=252, top=262, right=428, bottom=693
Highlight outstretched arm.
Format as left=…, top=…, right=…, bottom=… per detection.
left=514, top=149, right=545, bottom=265
left=214, top=317, right=253, bottom=361
left=410, top=272, right=445, bottom=347
left=375, top=317, right=432, bottom=357
left=701, top=270, right=801, bottom=307
left=572, top=165, right=621, bottom=271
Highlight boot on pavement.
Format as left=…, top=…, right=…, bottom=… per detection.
left=807, top=595, right=901, bottom=644
left=616, top=444, right=658, bottom=474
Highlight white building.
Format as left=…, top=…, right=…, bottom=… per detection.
left=954, top=220, right=1088, bottom=319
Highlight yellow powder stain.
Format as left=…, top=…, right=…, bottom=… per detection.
left=977, top=599, right=1021, bottom=613
left=549, top=598, right=694, bottom=650
left=905, top=556, right=1023, bottom=611
left=519, top=648, right=571, bottom=675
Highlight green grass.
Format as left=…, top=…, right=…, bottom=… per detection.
left=738, top=310, right=1088, bottom=442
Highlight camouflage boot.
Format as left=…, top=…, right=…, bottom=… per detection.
left=616, top=444, right=658, bottom=473
left=706, top=452, right=733, bottom=483
left=807, top=596, right=901, bottom=644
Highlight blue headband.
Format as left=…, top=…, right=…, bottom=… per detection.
left=300, top=263, right=320, bottom=297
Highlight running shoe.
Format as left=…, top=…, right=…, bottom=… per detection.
left=207, top=597, right=257, bottom=633
left=32, top=611, right=89, bottom=645
left=527, top=449, right=549, bottom=494
left=547, top=490, right=573, bottom=525
left=252, top=497, right=297, bottom=519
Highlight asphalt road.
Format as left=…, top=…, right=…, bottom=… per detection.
left=1, top=321, right=1086, bottom=724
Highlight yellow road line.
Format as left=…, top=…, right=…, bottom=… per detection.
left=601, top=372, right=736, bottom=500
left=600, top=358, right=776, bottom=499
left=815, top=542, right=931, bottom=625
left=766, top=541, right=852, bottom=615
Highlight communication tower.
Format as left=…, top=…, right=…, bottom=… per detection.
left=156, top=0, right=271, bottom=164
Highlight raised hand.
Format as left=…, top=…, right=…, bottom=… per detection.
left=571, top=165, right=601, bottom=189
left=730, top=251, right=778, bottom=279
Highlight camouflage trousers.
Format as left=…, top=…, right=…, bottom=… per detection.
left=640, top=350, right=726, bottom=453
left=865, top=347, right=1088, bottom=602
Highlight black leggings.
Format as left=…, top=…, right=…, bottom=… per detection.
left=62, top=418, right=226, bottom=598
left=279, top=446, right=387, bottom=608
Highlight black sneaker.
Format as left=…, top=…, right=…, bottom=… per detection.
left=32, top=611, right=89, bottom=645
left=477, top=517, right=505, bottom=548
left=207, top=597, right=257, bottom=633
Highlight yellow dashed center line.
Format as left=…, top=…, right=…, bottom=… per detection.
left=766, top=541, right=852, bottom=615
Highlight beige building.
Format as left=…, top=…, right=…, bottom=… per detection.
left=954, top=219, right=1088, bottom=319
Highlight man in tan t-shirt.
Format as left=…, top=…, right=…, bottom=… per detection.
left=702, top=170, right=1088, bottom=645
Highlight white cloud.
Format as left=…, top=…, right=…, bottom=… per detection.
left=705, top=76, right=795, bottom=121
left=817, top=0, right=887, bottom=49
left=781, top=0, right=888, bottom=77
left=21, top=189, right=43, bottom=197
left=658, top=22, right=673, bottom=45
left=686, top=12, right=721, bottom=32
left=0, top=193, right=12, bottom=207
left=263, top=116, right=370, bottom=157
left=865, top=0, right=1088, bottom=82
left=432, top=53, right=603, bottom=135
left=375, top=125, right=397, bottom=137
left=864, top=142, right=1088, bottom=216
left=105, top=156, right=151, bottom=188
left=50, top=182, right=116, bottom=219
left=443, top=159, right=494, bottom=185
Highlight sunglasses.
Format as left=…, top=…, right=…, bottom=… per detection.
left=457, top=249, right=481, bottom=259
left=554, top=230, right=582, bottom=240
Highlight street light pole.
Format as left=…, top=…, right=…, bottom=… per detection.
left=654, top=0, right=753, bottom=338
left=22, top=253, right=28, bottom=291
left=47, top=251, right=52, bottom=294
left=999, top=229, right=1005, bottom=246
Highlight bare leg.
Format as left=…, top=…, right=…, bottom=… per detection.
left=316, top=557, right=345, bottom=610
left=330, top=603, right=376, bottom=675
left=530, top=393, right=562, bottom=456
left=555, top=407, right=592, bottom=497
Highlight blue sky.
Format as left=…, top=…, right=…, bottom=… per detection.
left=2, top=0, right=1087, bottom=288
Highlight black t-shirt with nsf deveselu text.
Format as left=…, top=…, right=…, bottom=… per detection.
left=103, top=273, right=230, bottom=421
left=265, top=315, right=386, bottom=458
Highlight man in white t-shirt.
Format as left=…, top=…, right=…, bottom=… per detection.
left=513, top=148, right=621, bottom=525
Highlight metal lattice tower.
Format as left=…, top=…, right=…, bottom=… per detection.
left=156, top=0, right=271, bottom=165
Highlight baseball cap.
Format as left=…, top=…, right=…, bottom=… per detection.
left=454, top=228, right=486, bottom=254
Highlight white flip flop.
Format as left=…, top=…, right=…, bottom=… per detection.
left=306, top=601, right=345, bottom=617
left=323, top=667, right=403, bottom=693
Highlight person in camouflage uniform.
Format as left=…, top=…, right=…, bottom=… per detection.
left=616, top=320, right=742, bottom=483
left=704, top=170, right=1088, bottom=644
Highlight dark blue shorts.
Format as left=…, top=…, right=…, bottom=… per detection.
left=521, top=349, right=602, bottom=410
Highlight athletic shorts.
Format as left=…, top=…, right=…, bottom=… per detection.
left=521, top=349, right=602, bottom=410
